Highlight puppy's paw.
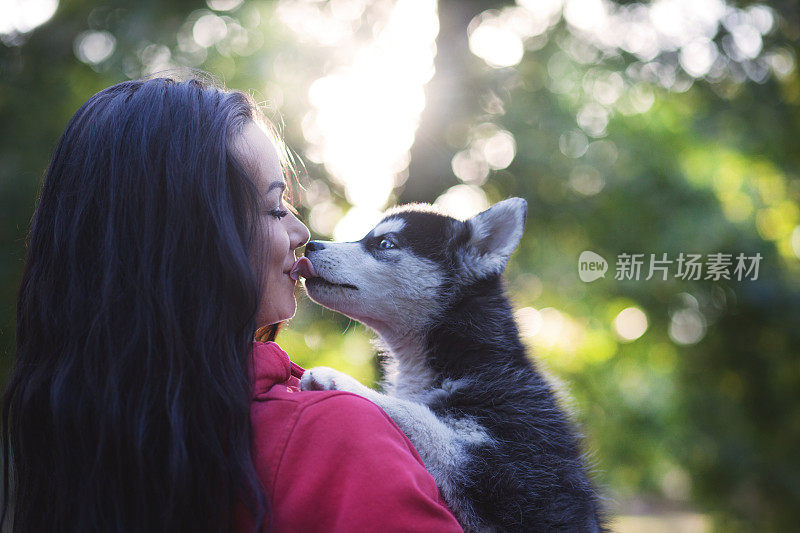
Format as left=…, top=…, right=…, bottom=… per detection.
left=299, top=366, right=339, bottom=391
left=300, top=366, right=364, bottom=394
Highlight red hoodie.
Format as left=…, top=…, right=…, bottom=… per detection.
left=234, top=341, right=463, bottom=532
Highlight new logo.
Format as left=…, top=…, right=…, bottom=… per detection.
left=578, top=251, right=608, bottom=282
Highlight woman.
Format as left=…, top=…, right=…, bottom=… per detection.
left=1, top=77, right=462, bottom=532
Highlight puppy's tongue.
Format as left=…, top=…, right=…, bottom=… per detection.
left=289, top=257, right=318, bottom=281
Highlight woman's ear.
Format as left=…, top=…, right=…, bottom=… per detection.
left=462, top=198, right=527, bottom=278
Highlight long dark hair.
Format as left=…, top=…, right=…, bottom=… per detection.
left=1, top=77, right=283, bottom=531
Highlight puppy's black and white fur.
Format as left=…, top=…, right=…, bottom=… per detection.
left=300, top=198, right=604, bottom=532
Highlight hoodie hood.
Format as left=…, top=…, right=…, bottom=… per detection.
left=251, top=341, right=304, bottom=398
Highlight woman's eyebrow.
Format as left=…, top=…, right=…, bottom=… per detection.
left=266, top=181, right=286, bottom=194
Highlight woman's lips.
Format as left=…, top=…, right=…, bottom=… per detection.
left=289, top=257, right=318, bottom=281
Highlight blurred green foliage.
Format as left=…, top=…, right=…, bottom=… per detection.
left=2, top=0, right=799, bottom=530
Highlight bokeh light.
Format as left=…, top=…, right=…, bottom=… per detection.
left=451, top=150, right=490, bottom=186
left=515, top=307, right=543, bottom=338
left=559, top=130, right=589, bottom=158
left=308, top=201, right=343, bottom=237
left=528, top=307, right=586, bottom=354
left=669, top=308, right=707, bottom=345
left=332, top=205, right=383, bottom=242
left=0, top=0, right=58, bottom=40
left=569, top=165, right=605, bottom=196
left=280, top=0, right=439, bottom=239
left=193, top=13, right=228, bottom=48
left=206, top=0, right=244, bottom=11
left=613, top=307, right=648, bottom=342
left=74, top=31, right=116, bottom=66
left=481, top=129, right=516, bottom=169
left=679, top=39, right=718, bottom=78
left=434, top=184, right=489, bottom=220
left=469, top=17, right=524, bottom=68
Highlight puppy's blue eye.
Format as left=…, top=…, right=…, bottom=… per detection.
left=378, top=238, right=395, bottom=249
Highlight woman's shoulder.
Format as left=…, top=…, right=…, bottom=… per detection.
left=278, top=389, right=412, bottom=444
left=247, top=389, right=462, bottom=532
left=250, top=387, right=420, bottom=463
left=249, top=341, right=415, bottom=454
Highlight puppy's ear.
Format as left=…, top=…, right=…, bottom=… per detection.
left=462, top=198, right=527, bottom=278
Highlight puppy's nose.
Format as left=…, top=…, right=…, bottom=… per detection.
left=305, top=241, right=325, bottom=254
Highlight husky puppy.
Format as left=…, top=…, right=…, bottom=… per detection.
left=295, top=198, right=604, bottom=532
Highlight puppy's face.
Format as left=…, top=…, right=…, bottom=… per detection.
left=302, top=199, right=527, bottom=337
left=303, top=209, right=455, bottom=333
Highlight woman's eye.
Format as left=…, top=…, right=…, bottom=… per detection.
left=269, top=209, right=289, bottom=219
left=378, top=238, right=395, bottom=249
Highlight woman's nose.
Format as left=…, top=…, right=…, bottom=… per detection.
left=289, top=214, right=310, bottom=250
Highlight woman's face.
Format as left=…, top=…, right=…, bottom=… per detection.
left=234, top=122, right=310, bottom=327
